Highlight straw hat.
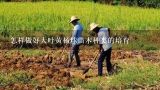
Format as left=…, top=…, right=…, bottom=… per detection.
left=70, top=16, right=80, bottom=23
left=89, top=23, right=99, bottom=31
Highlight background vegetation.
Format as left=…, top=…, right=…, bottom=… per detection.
left=0, top=1, right=159, bottom=31
left=0, top=1, right=160, bottom=50
left=0, top=0, right=159, bottom=8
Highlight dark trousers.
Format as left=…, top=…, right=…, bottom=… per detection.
left=98, top=48, right=112, bottom=76
left=67, top=45, right=80, bottom=66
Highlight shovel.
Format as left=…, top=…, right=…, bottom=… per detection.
left=83, top=52, right=99, bottom=74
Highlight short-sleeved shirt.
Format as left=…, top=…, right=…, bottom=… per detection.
left=71, top=23, right=83, bottom=45
left=98, top=28, right=112, bottom=51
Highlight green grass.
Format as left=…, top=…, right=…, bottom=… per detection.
left=72, top=59, right=160, bottom=89
left=0, top=1, right=160, bottom=50
left=0, top=1, right=160, bottom=31
left=4, top=49, right=47, bottom=57
left=19, top=49, right=47, bottom=56
left=0, top=70, right=33, bottom=87
left=109, top=60, right=160, bottom=89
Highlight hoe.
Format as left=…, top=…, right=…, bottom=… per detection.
left=83, top=52, right=99, bottom=74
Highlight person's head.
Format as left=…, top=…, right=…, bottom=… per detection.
left=89, top=23, right=100, bottom=33
left=70, top=16, right=80, bottom=26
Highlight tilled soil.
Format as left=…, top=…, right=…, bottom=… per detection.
left=0, top=49, right=159, bottom=89
left=0, top=50, right=71, bottom=90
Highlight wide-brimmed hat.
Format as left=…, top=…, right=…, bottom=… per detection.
left=89, top=23, right=99, bottom=31
left=70, top=16, right=80, bottom=23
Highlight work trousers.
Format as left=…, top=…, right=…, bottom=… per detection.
left=98, top=48, right=112, bottom=76
left=67, top=44, right=81, bottom=66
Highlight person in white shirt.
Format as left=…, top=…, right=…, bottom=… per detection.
left=89, top=23, right=113, bottom=76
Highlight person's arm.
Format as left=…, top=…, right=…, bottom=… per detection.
left=72, top=26, right=78, bottom=38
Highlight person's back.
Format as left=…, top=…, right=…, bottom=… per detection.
left=73, top=23, right=83, bottom=37
left=72, top=22, right=83, bottom=45
left=98, top=28, right=112, bottom=51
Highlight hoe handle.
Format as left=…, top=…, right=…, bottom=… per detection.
left=83, top=52, right=99, bottom=74
left=89, top=52, right=99, bottom=68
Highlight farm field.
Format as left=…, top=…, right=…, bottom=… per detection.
left=0, top=1, right=160, bottom=90
left=0, top=49, right=160, bottom=89
left=0, top=1, right=160, bottom=50
left=0, top=1, right=160, bottom=31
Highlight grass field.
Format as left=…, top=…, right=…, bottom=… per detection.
left=0, top=1, right=160, bottom=31
left=0, top=1, right=160, bottom=50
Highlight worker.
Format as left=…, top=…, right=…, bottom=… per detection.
left=89, top=23, right=113, bottom=76
left=66, top=16, right=83, bottom=68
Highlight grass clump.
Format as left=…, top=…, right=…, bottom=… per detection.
left=108, top=60, right=160, bottom=89
left=71, top=77, right=105, bottom=90
left=20, top=49, right=47, bottom=57
left=0, top=71, right=33, bottom=87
